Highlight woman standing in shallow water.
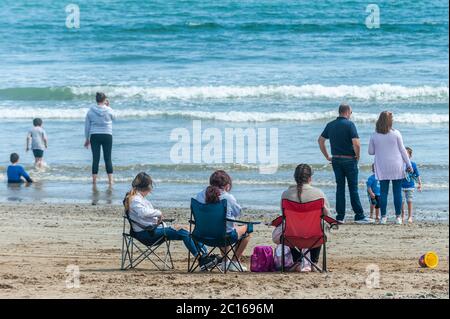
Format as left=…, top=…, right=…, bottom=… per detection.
left=84, top=92, right=114, bottom=185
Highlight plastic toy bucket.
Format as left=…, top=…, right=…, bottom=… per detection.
left=418, top=252, right=439, bottom=269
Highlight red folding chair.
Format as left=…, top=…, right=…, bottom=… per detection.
left=271, top=198, right=340, bottom=272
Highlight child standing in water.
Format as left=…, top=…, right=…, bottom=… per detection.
left=7, top=153, right=33, bottom=184
left=26, top=118, right=48, bottom=169
left=402, top=147, right=422, bottom=224
left=366, top=164, right=380, bottom=223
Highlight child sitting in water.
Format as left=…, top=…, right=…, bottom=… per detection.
left=366, top=164, right=380, bottom=223
left=26, top=118, right=48, bottom=169
left=401, top=147, right=422, bottom=224
left=7, top=153, right=33, bottom=183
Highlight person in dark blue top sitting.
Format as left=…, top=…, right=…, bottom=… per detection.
left=7, top=153, right=33, bottom=184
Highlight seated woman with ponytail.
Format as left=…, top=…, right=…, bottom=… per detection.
left=279, top=164, right=332, bottom=271
left=124, top=172, right=217, bottom=270
left=195, top=170, right=251, bottom=272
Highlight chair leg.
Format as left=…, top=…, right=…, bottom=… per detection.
left=132, top=240, right=166, bottom=270
left=164, top=240, right=174, bottom=270
left=322, top=243, right=327, bottom=272
left=121, top=235, right=176, bottom=271
left=121, top=235, right=126, bottom=270
left=219, top=246, right=233, bottom=274
left=229, top=243, right=244, bottom=272
left=188, top=239, right=203, bottom=273
left=129, top=238, right=134, bottom=269
left=122, top=236, right=135, bottom=270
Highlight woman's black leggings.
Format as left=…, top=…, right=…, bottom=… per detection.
left=90, top=134, right=113, bottom=175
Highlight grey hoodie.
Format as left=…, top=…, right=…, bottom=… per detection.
left=84, top=105, right=114, bottom=139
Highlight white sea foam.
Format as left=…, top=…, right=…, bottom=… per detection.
left=0, top=173, right=447, bottom=190
left=0, top=107, right=447, bottom=124
left=68, top=84, right=449, bottom=101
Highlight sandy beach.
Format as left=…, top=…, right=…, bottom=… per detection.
left=0, top=203, right=447, bottom=299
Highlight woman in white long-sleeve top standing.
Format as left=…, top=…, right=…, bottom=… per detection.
left=368, top=111, right=412, bottom=225
left=84, top=92, right=114, bottom=185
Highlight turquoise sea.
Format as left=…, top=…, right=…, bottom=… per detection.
left=0, top=1, right=448, bottom=221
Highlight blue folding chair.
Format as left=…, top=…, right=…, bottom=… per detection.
left=188, top=198, right=260, bottom=273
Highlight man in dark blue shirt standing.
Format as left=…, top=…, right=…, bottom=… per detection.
left=318, top=103, right=371, bottom=224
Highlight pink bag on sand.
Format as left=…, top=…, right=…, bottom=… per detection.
left=250, top=246, right=275, bottom=272
left=274, top=244, right=294, bottom=270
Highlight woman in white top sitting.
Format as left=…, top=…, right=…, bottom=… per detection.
left=124, top=172, right=216, bottom=270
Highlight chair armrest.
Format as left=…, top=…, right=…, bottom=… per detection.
left=226, top=219, right=261, bottom=234
left=270, top=216, right=283, bottom=227
left=226, top=218, right=261, bottom=225
left=126, top=215, right=161, bottom=232
left=322, top=215, right=341, bottom=229
left=142, top=225, right=159, bottom=232
left=163, top=218, right=175, bottom=223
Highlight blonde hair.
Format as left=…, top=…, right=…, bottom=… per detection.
left=123, top=172, right=154, bottom=212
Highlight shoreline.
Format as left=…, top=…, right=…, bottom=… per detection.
left=0, top=201, right=448, bottom=224
left=0, top=203, right=448, bottom=298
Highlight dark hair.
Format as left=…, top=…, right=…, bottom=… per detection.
left=405, top=147, right=413, bottom=156
left=33, top=118, right=43, bottom=127
left=294, top=164, right=313, bottom=203
left=205, top=170, right=232, bottom=204
left=10, top=153, right=19, bottom=163
left=376, top=111, right=393, bottom=134
left=338, top=103, right=351, bottom=115
left=96, top=92, right=107, bottom=104
left=123, top=172, right=154, bottom=211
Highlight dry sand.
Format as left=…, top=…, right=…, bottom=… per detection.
left=0, top=203, right=448, bottom=299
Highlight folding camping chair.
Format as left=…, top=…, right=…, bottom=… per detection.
left=188, top=198, right=260, bottom=273
left=271, top=198, right=339, bottom=273
left=121, top=209, right=175, bottom=271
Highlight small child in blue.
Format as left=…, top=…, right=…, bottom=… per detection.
left=7, top=153, right=33, bottom=184
left=366, top=164, right=380, bottom=222
left=402, top=147, right=422, bottom=224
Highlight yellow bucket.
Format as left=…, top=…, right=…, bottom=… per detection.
left=418, top=252, right=439, bottom=269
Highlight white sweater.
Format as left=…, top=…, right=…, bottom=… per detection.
left=128, top=193, right=162, bottom=232
left=368, top=129, right=412, bottom=181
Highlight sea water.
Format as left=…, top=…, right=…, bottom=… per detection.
left=0, top=0, right=448, bottom=221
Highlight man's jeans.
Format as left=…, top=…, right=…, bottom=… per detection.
left=331, top=157, right=365, bottom=221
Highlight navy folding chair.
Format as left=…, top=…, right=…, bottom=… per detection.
left=188, top=198, right=259, bottom=273
left=121, top=209, right=174, bottom=271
